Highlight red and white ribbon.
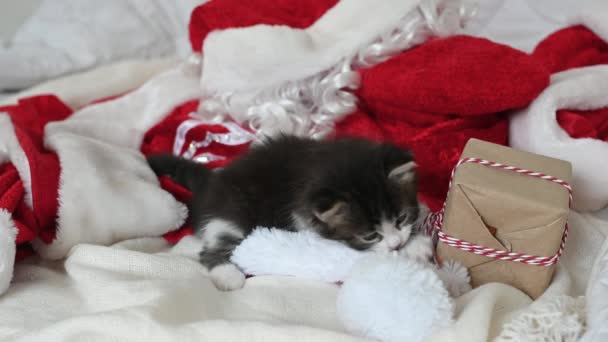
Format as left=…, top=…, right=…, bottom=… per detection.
left=423, top=157, right=572, bottom=267
left=173, top=113, right=255, bottom=164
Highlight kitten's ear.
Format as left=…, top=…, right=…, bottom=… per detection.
left=383, top=145, right=416, bottom=184
left=313, top=201, right=350, bottom=227
left=388, top=161, right=417, bottom=185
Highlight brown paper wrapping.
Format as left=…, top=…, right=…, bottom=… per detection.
left=436, top=139, right=572, bottom=299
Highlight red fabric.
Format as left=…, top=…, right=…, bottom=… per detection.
left=331, top=110, right=385, bottom=142
left=4, top=96, right=71, bottom=243
left=142, top=100, right=253, bottom=241
left=333, top=36, right=550, bottom=211
left=533, top=25, right=608, bottom=74
left=358, top=36, right=550, bottom=116
left=188, top=0, right=339, bottom=52
left=0, top=95, right=72, bottom=259
left=0, top=164, right=35, bottom=245
left=557, top=108, right=608, bottom=141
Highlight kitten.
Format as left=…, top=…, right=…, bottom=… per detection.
left=147, top=135, right=432, bottom=291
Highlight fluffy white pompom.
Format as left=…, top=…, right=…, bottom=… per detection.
left=337, top=254, right=454, bottom=342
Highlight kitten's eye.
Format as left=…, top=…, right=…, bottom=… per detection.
left=396, top=214, right=408, bottom=227
left=360, top=232, right=380, bottom=243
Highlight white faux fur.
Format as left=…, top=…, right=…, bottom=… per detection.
left=510, top=65, right=608, bottom=211
left=337, top=254, right=454, bottom=342
left=201, top=0, right=419, bottom=94
left=232, top=228, right=366, bottom=283
left=0, top=209, right=17, bottom=295
left=232, top=228, right=470, bottom=292
left=0, top=115, right=33, bottom=208
left=33, top=66, right=201, bottom=259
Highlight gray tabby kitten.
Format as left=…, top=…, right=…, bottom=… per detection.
left=148, top=135, right=432, bottom=290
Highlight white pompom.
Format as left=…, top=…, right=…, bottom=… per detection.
left=337, top=254, right=454, bottom=342
left=435, top=259, right=472, bottom=298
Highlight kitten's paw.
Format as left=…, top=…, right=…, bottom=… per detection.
left=210, top=263, right=246, bottom=291
left=399, top=234, right=433, bottom=264
left=435, top=260, right=472, bottom=297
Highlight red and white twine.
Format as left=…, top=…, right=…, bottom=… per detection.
left=423, top=157, right=572, bottom=267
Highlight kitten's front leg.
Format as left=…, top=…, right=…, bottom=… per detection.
left=198, top=219, right=246, bottom=291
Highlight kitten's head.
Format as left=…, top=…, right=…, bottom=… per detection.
left=307, top=139, right=420, bottom=253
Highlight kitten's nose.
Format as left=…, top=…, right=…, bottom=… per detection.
left=386, top=236, right=402, bottom=250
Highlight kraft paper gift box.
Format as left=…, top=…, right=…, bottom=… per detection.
left=435, top=139, right=572, bottom=299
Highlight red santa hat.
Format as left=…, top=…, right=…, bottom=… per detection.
left=189, top=0, right=476, bottom=138
left=0, top=68, right=201, bottom=294
left=511, top=1, right=608, bottom=211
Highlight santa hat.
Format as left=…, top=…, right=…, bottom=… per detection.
left=189, top=0, right=476, bottom=138
left=0, top=67, right=201, bottom=295
left=511, top=3, right=608, bottom=211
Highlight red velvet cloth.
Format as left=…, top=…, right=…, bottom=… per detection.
left=0, top=95, right=72, bottom=259
left=558, top=108, right=608, bottom=141
left=359, top=36, right=550, bottom=116
left=0, top=164, right=34, bottom=246
left=334, top=36, right=550, bottom=211
left=189, top=0, right=339, bottom=52
left=533, top=25, right=608, bottom=74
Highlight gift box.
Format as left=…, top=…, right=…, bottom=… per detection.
left=435, top=139, right=572, bottom=299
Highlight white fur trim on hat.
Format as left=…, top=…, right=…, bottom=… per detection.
left=510, top=65, right=608, bottom=211
left=201, top=0, right=420, bottom=94
left=32, top=67, right=199, bottom=259
left=0, top=209, right=18, bottom=295
left=0, top=114, right=33, bottom=208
